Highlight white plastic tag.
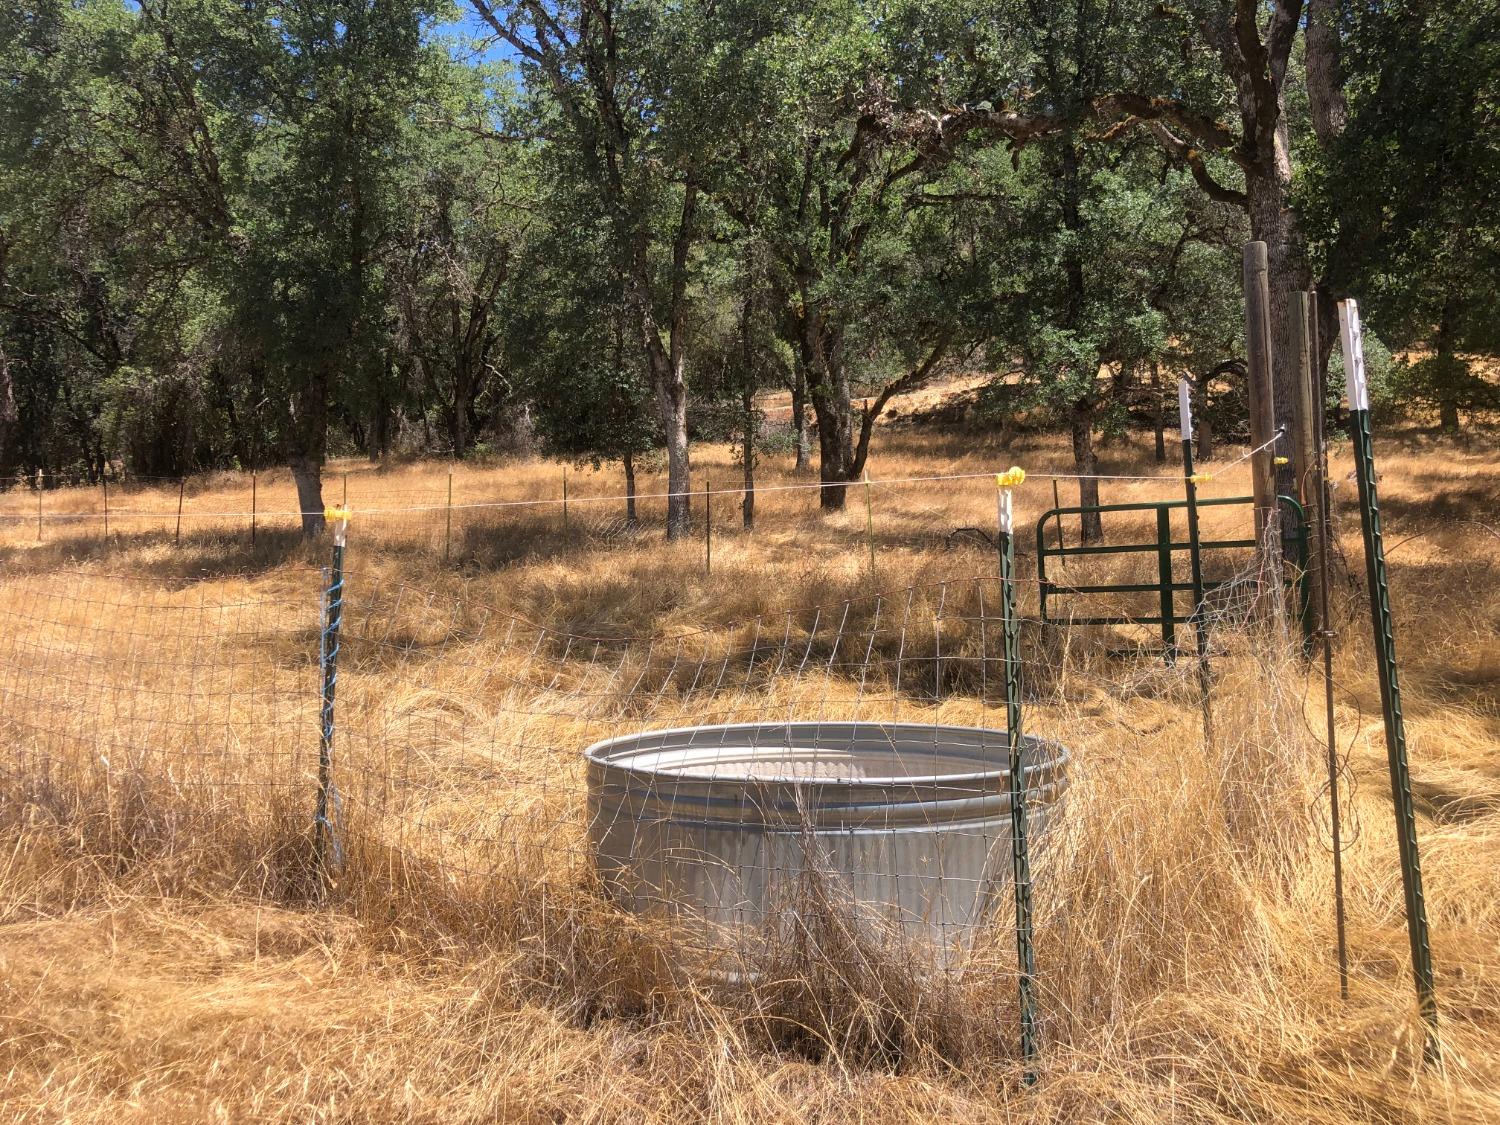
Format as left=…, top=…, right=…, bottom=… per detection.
left=1177, top=378, right=1193, bottom=441
left=1338, top=299, right=1369, bottom=411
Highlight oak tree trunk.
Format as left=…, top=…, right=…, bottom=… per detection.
left=1071, top=399, right=1103, bottom=543
left=623, top=451, right=637, bottom=527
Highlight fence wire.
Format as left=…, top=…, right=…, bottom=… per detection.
left=0, top=488, right=1312, bottom=987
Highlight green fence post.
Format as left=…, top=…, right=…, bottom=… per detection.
left=314, top=506, right=349, bottom=895
left=1155, top=506, right=1177, bottom=660
left=995, top=467, right=1038, bottom=1084
left=1341, top=300, right=1439, bottom=1063
left=1179, top=380, right=1214, bottom=739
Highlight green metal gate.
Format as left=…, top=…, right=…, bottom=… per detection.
left=1035, top=494, right=1310, bottom=655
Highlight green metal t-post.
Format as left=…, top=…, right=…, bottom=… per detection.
left=1178, top=379, right=1214, bottom=741
left=1341, top=300, right=1439, bottom=1063
left=996, top=472, right=1038, bottom=1084
left=314, top=508, right=349, bottom=895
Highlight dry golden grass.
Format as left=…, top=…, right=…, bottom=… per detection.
left=0, top=417, right=1497, bottom=1123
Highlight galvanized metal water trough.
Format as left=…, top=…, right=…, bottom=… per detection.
left=584, top=721, right=1069, bottom=965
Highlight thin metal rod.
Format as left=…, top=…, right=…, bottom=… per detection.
left=998, top=484, right=1038, bottom=1083
left=864, top=470, right=876, bottom=579
left=101, top=476, right=109, bottom=543
left=562, top=466, right=569, bottom=534
left=445, top=470, right=453, bottom=563
left=175, top=479, right=185, bottom=545
left=704, top=474, right=712, bottom=575
left=250, top=470, right=257, bottom=545
left=1052, top=478, right=1065, bottom=565
left=36, top=478, right=43, bottom=542
left=1342, top=300, right=1438, bottom=1062
left=1310, top=293, right=1350, bottom=999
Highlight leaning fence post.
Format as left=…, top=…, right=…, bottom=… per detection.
left=175, top=478, right=185, bottom=545
left=1312, top=293, right=1351, bottom=1001
left=995, top=466, right=1038, bottom=1083
left=1341, top=300, right=1439, bottom=1062
left=314, top=506, right=350, bottom=894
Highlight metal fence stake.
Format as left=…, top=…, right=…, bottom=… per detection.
left=704, top=473, right=712, bottom=576
left=1179, top=379, right=1214, bottom=742
left=445, top=470, right=453, bottom=563
left=314, top=506, right=350, bottom=895
left=1051, top=478, right=1065, bottom=564
left=251, top=470, right=257, bottom=546
left=1341, top=300, right=1439, bottom=1063
left=996, top=467, right=1038, bottom=1084
left=863, top=469, right=876, bottom=580
left=1311, top=293, right=1351, bottom=1001
left=175, top=479, right=185, bottom=545
left=102, top=476, right=109, bottom=543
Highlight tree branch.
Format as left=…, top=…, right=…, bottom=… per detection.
left=850, top=328, right=954, bottom=476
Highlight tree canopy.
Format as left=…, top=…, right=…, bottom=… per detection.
left=1, top=0, right=1493, bottom=533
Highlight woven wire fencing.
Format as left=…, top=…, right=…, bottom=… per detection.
left=0, top=481, right=1342, bottom=1081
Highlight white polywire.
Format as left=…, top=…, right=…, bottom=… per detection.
left=19, top=451, right=1283, bottom=525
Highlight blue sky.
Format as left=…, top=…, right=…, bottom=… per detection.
left=436, top=7, right=523, bottom=68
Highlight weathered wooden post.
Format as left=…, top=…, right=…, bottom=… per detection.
left=1242, top=242, right=1281, bottom=575
left=1291, top=293, right=1322, bottom=635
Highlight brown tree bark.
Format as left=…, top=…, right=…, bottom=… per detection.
left=289, top=370, right=329, bottom=538
left=1071, top=398, right=1104, bottom=543
left=791, top=364, right=811, bottom=472
left=623, top=450, right=637, bottom=527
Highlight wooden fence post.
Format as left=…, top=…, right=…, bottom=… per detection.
left=1243, top=242, right=1281, bottom=575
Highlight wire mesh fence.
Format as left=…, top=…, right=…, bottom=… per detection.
left=0, top=470, right=1353, bottom=1077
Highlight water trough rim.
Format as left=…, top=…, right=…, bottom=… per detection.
left=583, top=719, right=1068, bottom=788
